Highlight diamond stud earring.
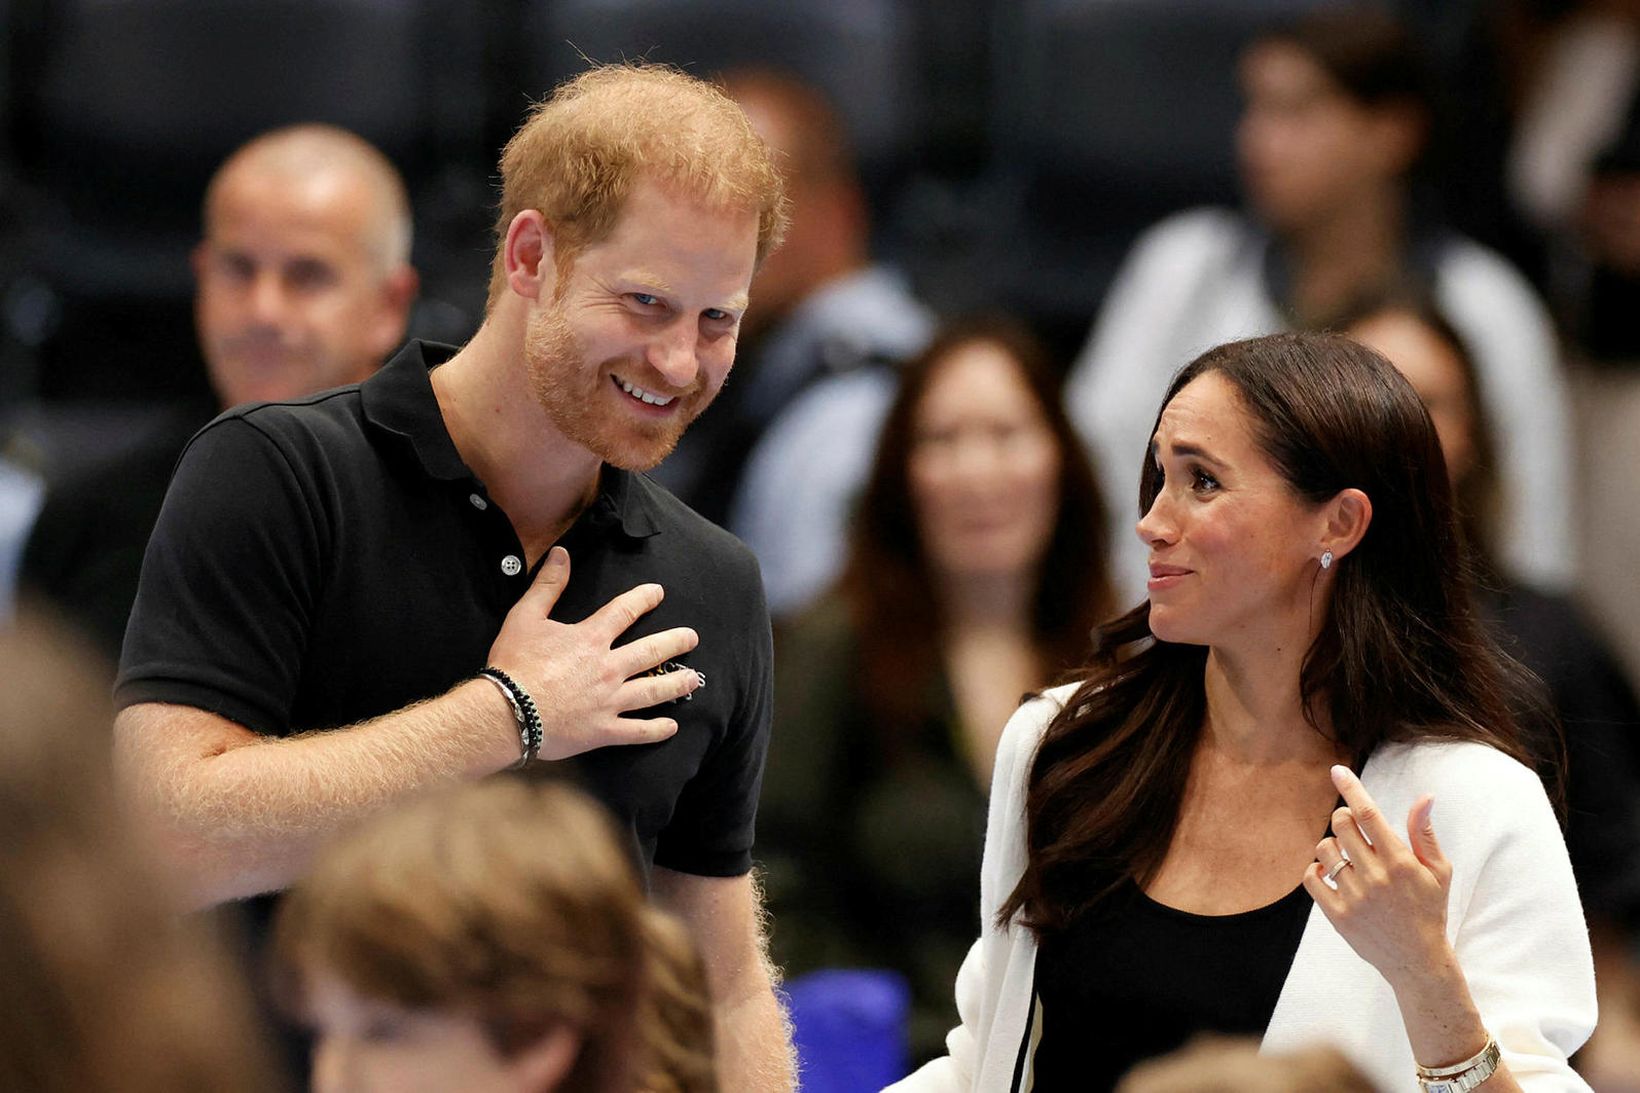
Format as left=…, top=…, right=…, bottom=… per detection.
left=1320, top=550, right=1334, bottom=570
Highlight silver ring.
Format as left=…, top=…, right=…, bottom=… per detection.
left=1324, top=857, right=1354, bottom=883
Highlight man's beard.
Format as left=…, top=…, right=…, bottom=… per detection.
left=523, top=304, right=698, bottom=471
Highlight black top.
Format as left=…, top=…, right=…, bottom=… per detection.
left=20, top=405, right=211, bottom=662
left=117, top=340, right=774, bottom=880
left=760, top=597, right=986, bottom=1065
left=1478, top=579, right=1640, bottom=928
left=1031, top=879, right=1313, bottom=1091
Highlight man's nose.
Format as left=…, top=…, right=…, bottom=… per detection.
left=647, top=324, right=699, bottom=390
left=248, top=271, right=291, bottom=324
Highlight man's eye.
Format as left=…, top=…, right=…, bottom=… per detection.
left=702, top=308, right=731, bottom=322
left=218, top=254, right=256, bottom=281
left=630, top=293, right=660, bottom=307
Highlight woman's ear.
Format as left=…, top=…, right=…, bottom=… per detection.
left=507, top=1023, right=580, bottom=1093
left=1322, top=487, right=1373, bottom=562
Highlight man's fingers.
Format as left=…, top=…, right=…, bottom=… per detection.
left=614, top=627, right=700, bottom=680
left=600, top=715, right=681, bottom=747
left=523, top=546, right=572, bottom=612
left=590, top=582, right=666, bottom=638
left=1330, top=765, right=1393, bottom=845
left=616, top=667, right=703, bottom=712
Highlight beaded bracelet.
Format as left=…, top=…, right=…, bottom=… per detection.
left=477, top=668, right=543, bottom=769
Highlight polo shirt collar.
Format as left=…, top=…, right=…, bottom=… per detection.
left=596, top=467, right=662, bottom=539
left=364, top=340, right=663, bottom=540
left=360, top=340, right=471, bottom=481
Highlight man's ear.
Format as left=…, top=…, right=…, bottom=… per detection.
left=1322, top=487, right=1373, bottom=562
left=503, top=210, right=556, bottom=302
left=368, top=265, right=420, bottom=358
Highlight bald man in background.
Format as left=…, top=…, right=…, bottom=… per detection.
left=21, top=125, right=417, bottom=658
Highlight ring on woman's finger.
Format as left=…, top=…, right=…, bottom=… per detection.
left=1324, top=856, right=1354, bottom=884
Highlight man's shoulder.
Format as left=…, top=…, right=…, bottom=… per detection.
left=178, top=387, right=379, bottom=481
left=206, top=384, right=369, bottom=446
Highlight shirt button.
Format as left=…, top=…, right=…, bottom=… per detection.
left=501, top=555, right=523, bottom=577
left=469, top=493, right=488, bottom=511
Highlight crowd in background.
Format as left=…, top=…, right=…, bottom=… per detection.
left=4, top=0, right=1640, bottom=1089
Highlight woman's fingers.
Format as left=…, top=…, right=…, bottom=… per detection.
left=1331, top=764, right=1396, bottom=846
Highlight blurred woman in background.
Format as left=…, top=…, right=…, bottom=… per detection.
left=758, top=317, right=1114, bottom=1064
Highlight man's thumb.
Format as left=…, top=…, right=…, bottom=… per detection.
left=528, top=546, right=571, bottom=606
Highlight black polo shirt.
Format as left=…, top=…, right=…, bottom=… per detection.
left=117, top=340, right=773, bottom=879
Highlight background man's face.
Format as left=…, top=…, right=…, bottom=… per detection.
left=194, top=166, right=405, bottom=408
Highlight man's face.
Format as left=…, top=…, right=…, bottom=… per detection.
left=194, top=166, right=407, bottom=408
left=523, top=177, right=759, bottom=471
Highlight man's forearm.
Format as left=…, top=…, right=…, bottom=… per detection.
left=712, top=958, right=797, bottom=1093
left=117, top=680, right=520, bottom=911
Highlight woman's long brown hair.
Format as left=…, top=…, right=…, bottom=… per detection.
left=840, top=316, right=1115, bottom=758
left=999, top=332, right=1550, bottom=934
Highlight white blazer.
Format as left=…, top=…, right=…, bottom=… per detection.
left=888, top=684, right=1597, bottom=1092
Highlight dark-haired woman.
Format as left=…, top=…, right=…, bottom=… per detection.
left=1065, top=4, right=1571, bottom=604
left=891, top=333, right=1595, bottom=1091
left=757, top=319, right=1114, bottom=1065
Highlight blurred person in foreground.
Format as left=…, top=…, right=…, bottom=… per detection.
left=1115, top=1035, right=1374, bottom=1093
left=1344, top=295, right=1640, bottom=1088
left=20, top=123, right=418, bottom=660
left=891, top=332, right=1594, bottom=1090
left=112, top=63, right=794, bottom=1090
left=0, top=613, right=280, bottom=1091
left=1067, top=3, right=1572, bottom=603
left=758, top=318, right=1113, bottom=1066
left=276, top=779, right=714, bottom=1093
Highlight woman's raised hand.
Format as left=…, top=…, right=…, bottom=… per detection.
left=1302, top=765, right=1453, bottom=988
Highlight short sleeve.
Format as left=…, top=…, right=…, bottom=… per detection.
left=115, top=416, right=324, bottom=737
left=652, top=552, right=773, bottom=877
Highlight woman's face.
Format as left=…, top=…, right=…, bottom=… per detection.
left=1236, top=41, right=1410, bottom=233
left=908, top=340, right=1063, bottom=582
left=1346, top=311, right=1476, bottom=485
left=304, top=972, right=574, bottom=1093
left=1137, top=372, right=1330, bottom=648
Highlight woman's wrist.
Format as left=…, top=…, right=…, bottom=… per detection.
left=1390, top=944, right=1492, bottom=1069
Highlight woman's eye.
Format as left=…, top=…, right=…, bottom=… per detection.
left=1191, top=468, right=1220, bottom=492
